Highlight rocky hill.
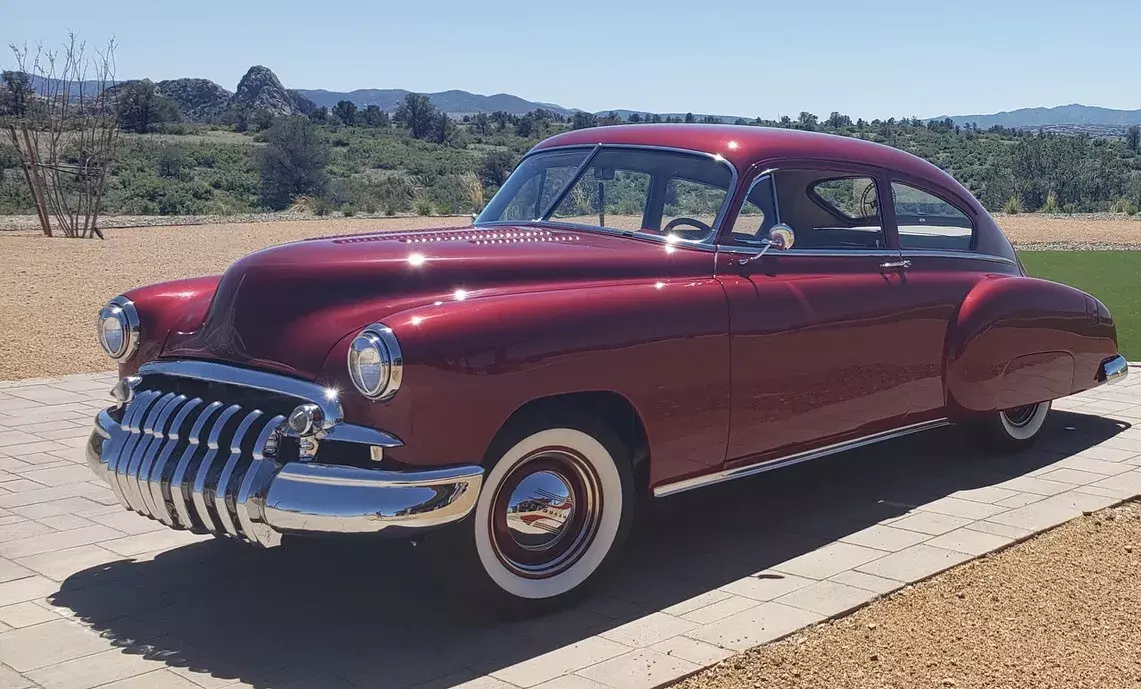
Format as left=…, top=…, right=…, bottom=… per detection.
left=232, top=66, right=313, bottom=117
left=154, top=78, right=231, bottom=121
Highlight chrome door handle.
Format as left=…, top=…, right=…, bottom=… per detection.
left=879, top=260, right=911, bottom=271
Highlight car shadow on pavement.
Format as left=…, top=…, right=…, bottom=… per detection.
left=51, top=411, right=1129, bottom=689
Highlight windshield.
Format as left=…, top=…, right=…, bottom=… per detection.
left=476, top=146, right=736, bottom=241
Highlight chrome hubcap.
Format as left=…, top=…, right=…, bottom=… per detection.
left=1003, top=404, right=1038, bottom=428
left=506, top=470, right=576, bottom=551
left=490, top=449, right=603, bottom=579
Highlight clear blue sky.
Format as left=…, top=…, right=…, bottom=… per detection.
left=4, top=0, right=1139, bottom=119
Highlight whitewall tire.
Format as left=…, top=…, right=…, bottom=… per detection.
left=453, top=412, right=634, bottom=612
left=975, top=400, right=1052, bottom=452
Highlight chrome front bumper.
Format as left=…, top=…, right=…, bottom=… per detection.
left=88, top=408, right=482, bottom=547
left=1101, top=355, right=1129, bottom=385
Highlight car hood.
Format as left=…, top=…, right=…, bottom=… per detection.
left=161, top=224, right=709, bottom=379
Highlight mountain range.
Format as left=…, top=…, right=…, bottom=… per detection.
left=23, top=67, right=1141, bottom=131
left=937, top=104, right=1141, bottom=130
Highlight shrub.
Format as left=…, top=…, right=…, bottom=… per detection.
left=414, top=196, right=433, bottom=215
left=314, top=198, right=331, bottom=216
left=342, top=205, right=356, bottom=217
left=364, top=200, right=378, bottom=214
left=1002, top=196, right=1023, bottom=214
left=156, top=146, right=190, bottom=180
left=1042, top=192, right=1060, bottom=213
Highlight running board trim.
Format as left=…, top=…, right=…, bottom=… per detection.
left=652, top=418, right=951, bottom=498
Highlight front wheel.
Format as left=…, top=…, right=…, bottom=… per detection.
left=973, top=400, right=1052, bottom=453
left=457, top=412, right=635, bottom=613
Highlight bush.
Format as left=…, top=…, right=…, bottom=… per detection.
left=1002, top=196, right=1023, bottom=214
left=414, top=196, right=433, bottom=215
left=156, top=146, right=190, bottom=181
left=257, top=117, right=330, bottom=210
left=314, top=198, right=331, bottom=216
left=342, top=205, right=356, bottom=217
left=1042, top=192, right=1060, bottom=213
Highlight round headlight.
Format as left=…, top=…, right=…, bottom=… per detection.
left=96, top=296, right=140, bottom=361
left=347, top=323, right=403, bottom=401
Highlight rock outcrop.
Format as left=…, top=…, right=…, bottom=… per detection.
left=154, top=78, right=231, bottom=122
left=232, top=65, right=304, bottom=117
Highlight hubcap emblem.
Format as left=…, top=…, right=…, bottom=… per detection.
left=505, top=470, right=575, bottom=551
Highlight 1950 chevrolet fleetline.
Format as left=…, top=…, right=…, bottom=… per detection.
left=88, top=124, right=1128, bottom=608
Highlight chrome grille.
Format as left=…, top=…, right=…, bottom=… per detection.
left=102, top=387, right=286, bottom=543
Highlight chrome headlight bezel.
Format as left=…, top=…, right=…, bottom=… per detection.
left=96, top=296, right=140, bottom=362
left=347, top=323, right=403, bottom=401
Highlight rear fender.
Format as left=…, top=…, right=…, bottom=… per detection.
left=946, top=276, right=1117, bottom=416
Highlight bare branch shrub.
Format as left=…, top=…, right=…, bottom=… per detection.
left=2, top=34, right=120, bottom=238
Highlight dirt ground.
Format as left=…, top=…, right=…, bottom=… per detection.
left=0, top=217, right=468, bottom=381
left=0, top=213, right=1138, bottom=381
left=678, top=500, right=1141, bottom=689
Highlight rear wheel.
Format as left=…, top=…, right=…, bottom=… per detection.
left=973, top=400, right=1052, bottom=453
left=454, top=412, right=635, bottom=614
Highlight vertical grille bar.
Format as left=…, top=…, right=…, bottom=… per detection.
left=213, top=410, right=264, bottom=537
left=121, top=392, right=178, bottom=514
left=236, top=417, right=285, bottom=546
left=134, top=394, right=188, bottom=517
left=146, top=398, right=203, bottom=526
left=171, top=401, right=224, bottom=529
left=110, top=391, right=161, bottom=509
left=191, top=404, right=243, bottom=531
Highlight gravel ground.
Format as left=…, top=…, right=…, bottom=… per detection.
left=0, top=216, right=468, bottom=380
left=677, top=500, right=1141, bottom=689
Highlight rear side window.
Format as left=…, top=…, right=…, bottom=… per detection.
left=892, top=182, right=973, bottom=251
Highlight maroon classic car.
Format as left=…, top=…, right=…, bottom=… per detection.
left=88, top=124, right=1127, bottom=607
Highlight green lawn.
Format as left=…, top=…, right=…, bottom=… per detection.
left=1020, top=251, right=1141, bottom=360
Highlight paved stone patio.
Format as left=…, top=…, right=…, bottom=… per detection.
left=0, top=368, right=1139, bottom=689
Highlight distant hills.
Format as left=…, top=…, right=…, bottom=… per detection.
left=296, top=88, right=571, bottom=116
left=22, top=66, right=1141, bottom=132
left=937, top=104, right=1141, bottom=132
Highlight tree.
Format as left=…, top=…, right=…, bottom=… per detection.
left=309, top=106, right=329, bottom=124
left=394, top=93, right=438, bottom=139
left=361, top=105, right=388, bottom=127
left=797, top=111, right=818, bottom=130
left=470, top=112, right=492, bottom=135
left=684, top=112, right=695, bottom=123
left=478, top=149, right=516, bottom=189
left=1127, top=125, right=1140, bottom=153
left=257, top=116, right=329, bottom=210
left=0, top=70, right=33, bottom=117
left=332, top=99, right=358, bottom=126
left=433, top=110, right=456, bottom=144
left=115, top=80, right=180, bottom=134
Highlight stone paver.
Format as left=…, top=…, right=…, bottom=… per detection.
left=0, top=368, right=1137, bottom=688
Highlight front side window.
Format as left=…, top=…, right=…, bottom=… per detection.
left=477, top=147, right=734, bottom=241
left=892, top=182, right=973, bottom=250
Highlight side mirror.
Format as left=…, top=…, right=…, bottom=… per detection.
left=739, top=224, right=795, bottom=265
left=767, top=224, right=795, bottom=250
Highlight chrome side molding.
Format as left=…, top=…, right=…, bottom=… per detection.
left=653, top=418, right=950, bottom=498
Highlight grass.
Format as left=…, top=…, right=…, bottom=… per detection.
left=1020, top=250, right=1141, bottom=360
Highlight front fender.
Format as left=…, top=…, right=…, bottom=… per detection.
left=946, top=275, right=1117, bottom=415
left=322, top=279, right=731, bottom=486
left=118, top=276, right=221, bottom=376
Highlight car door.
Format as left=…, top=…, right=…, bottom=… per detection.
left=715, top=164, right=919, bottom=465
left=885, top=176, right=1023, bottom=420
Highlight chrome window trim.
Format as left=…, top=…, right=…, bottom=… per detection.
left=653, top=418, right=950, bottom=498
left=715, top=246, right=902, bottom=258
left=136, top=360, right=402, bottom=448
left=729, top=169, right=780, bottom=244
left=898, top=249, right=1016, bottom=266
left=476, top=143, right=740, bottom=248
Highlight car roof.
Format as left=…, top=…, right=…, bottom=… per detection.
left=532, top=124, right=976, bottom=210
